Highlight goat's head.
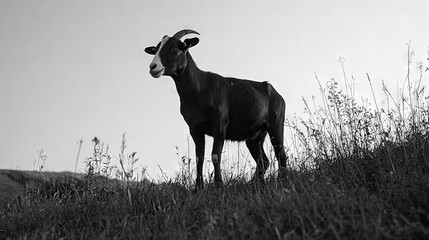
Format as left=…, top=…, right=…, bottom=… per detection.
left=144, top=29, right=200, bottom=78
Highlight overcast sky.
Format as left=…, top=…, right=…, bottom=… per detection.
left=1, top=0, right=428, bottom=179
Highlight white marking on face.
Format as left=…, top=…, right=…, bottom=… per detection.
left=211, top=154, right=219, bottom=164
left=149, top=35, right=169, bottom=78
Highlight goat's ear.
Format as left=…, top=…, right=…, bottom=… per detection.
left=183, top=37, right=199, bottom=50
left=144, top=46, right=157, bottom=55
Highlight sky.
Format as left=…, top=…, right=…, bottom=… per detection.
left=1, top=0, right=429, bottom=179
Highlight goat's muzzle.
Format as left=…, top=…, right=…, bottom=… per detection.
left=149, top=62, right=165, bottom=78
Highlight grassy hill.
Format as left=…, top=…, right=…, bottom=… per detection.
left=0, top=170, right=85, bottom=208
left=0, top=161, right=427, bottom=239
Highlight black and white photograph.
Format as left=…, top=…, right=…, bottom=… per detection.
left=1, top=0, right=428, bottom=239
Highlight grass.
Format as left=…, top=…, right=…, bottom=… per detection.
left=1, top=47, right=429, bottom=239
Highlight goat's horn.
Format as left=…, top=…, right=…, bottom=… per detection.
left=172, top=29, right=200, bottom=40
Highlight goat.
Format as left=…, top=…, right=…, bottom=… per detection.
left=144, top=29, right=288, bottom=189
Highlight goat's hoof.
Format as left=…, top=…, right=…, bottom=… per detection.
left=193, top=182, right=204, bottom=193
left=277, top=169, right=288, bottom=181
left=193, top=185, right=205, bottom=194
left=277, top=174, right=289, bottom=186
left=211, top=181, right=224, bottom=190
left=250, top=178, right=265, bottom=188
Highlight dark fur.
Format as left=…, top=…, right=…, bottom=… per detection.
left=145, top=35, right=287, bottom=189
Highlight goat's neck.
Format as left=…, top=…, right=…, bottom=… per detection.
left=172, top=53, right=205, bottom=101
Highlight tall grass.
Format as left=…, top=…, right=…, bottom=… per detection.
left=287, top=48, right=429, bottom=193
left=1, top=47, right=428, bottom=239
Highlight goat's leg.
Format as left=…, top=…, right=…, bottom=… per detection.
left=269, top=127, right=288, bottom=180
left=246, top=132, right=269, bottom=182
left=190, top=128, right=205, bottom=189
left=211, top=137, right=224, bottom=187
left=210, top=112, right=227, bottom=187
